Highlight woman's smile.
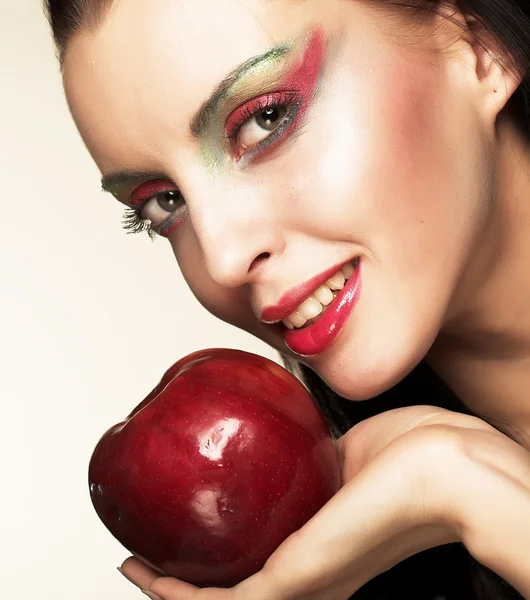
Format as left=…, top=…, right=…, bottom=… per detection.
left=259, top=257, right=361, bottom=356
left=63, top=0, right=524, bottom=403
left=43, top=0, right=530, bottom=596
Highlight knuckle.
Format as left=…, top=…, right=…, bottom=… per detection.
left=411, top=407, right=495, bottom=434
left=399, top=425, right=472, bottom=498
left=401, top=423, right=470, bottom=463
left=399, top=425, right=492, bottom=533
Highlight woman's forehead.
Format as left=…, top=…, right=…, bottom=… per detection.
left=61, top=0, right=436, bottom=176
left=63, top=3, right=313, bottom=108
left=61, top=0, right=356, bottom=168
left=65, top=0, right=331, bottom=70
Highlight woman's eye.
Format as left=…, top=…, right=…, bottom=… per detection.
left=238, top=105, right=288, bottom=150
left=141, top=190, right=182, bottom=226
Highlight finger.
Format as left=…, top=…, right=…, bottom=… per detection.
left=338, top=405, right=496, bottom=482
left=148, top=568, right=271, bottom=600
left=150, top=577, right=238, bottom=600
left=119, top=556, right=172, bottom=591
left=147, top=576, right=202, bottom=600
left=337, top=405, right=442, bottom=481
left=119, top=557, right=236, bottom=600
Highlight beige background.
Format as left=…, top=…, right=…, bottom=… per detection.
left=0, top=1, right=280, bottom=597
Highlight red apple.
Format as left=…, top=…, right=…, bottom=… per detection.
left=89, top=348, right=341, bottom=587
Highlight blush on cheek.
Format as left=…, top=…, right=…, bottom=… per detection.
left=365, top=59, right=456, bottom=250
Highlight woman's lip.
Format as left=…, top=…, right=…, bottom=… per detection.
left=260, top=258, right=356, bottom=324
left=283, top=261, right=362, bottom=356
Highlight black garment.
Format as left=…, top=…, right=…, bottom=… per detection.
left=312, top=361, right=524, bottom=600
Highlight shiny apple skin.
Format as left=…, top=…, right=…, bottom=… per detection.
left=89, top=348, right=341, bottom=588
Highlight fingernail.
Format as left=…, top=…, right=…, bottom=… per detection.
left=117, top=567, right=135, bottom=584
left=142, top=590, right=163, bottom=600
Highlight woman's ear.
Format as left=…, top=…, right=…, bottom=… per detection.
left=438, top=0, right=524, bottom=124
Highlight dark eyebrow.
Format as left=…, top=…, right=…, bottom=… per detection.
left=190, top=43, right=291, bottom=138
left=101, top=170, right=169, bottom=197
left=101, top=42, right=291, bottom=196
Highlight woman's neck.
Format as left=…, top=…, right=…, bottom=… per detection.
left=427, top=112, right=530, bottom=448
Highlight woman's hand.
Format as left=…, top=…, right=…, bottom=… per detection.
left=118, top=405, right=530, bottom=600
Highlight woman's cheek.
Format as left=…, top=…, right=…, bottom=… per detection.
left=353, top=60, right=459, bottom=262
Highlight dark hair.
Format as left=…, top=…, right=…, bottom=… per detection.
left=44, top=1, right=528, bottom=599
left=44, top=0, right=113, bottom=62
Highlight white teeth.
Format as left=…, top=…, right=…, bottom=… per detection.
left=314, top=285, right=334, bottom=306
left=281, top=260, right=358, bottom=331
left=288, top=312, right=307, bottom=328
left=325, top=271, right=345, bottom=290
left=342, top=262, right=355, bottom=279
left=297, top=295, right=323, bottom=321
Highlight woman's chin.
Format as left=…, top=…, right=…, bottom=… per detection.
left=250, top=314, right=433, bottom=400
left=318, top=368, right=405, bottom=401
left=308, top=340, right=427, bottom=401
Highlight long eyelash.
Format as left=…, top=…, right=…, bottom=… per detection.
left=121, top=207, right=158, bottom=240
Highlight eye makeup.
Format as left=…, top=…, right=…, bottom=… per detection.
left=105, top=26, right=329, bottom=238
left=224, top=90, right=301, bottom=161
left=199, top=26, right=328, bottom=171
left=123, top=180, right=186, bottom=238
left=122, top=200, right=185, bottom=239
left=102, top=170, right=170, bottom=202
left=225, top=28, right=326, bottom=167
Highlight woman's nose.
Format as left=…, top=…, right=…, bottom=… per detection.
left=186, top=179, right=286, bottom=288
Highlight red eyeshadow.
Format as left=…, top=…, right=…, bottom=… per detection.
left=283, top=27, right=326, bottom=98
left=130, top=179, right=176, bottom=207
left=249, top=28, right=326, bottom=158
left=227, top=27, right=327, bottom=163
left=226, top=91, right=297, bottom=140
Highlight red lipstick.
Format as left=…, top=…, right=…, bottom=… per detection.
left=261, top=259, right=353, bottom=323
left=284, top=260, right=362, bottom=357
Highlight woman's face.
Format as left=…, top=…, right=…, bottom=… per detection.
left=64, top=0, right=494, bottom=399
